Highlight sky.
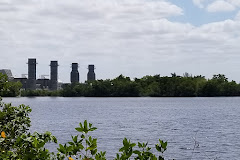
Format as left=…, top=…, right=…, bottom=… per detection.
left=0, top=0, right=240, bottom=83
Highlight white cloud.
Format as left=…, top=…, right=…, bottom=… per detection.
left=193, top=0, right=240, bottom=12
left=226, top=0, right=240, bottom=7
left=192, top=0, right=206, bottom=8
left=0, top=0, right=185, bottom=81
left=1, top=0, right=240, bottom=82
left=207, top=0, right=235, bottom=12
left=235, top=11, right=240, bottom=20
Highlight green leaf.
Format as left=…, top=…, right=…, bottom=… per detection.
left=58, top=144, right=65, bottom=154
left=130, top=143, right=136, bottom=147
left=138, top=142, right=142, bottom=148
left=162, top=141, right=167, bottom=150
left=78, top=143, right=84, bottom=150
left=67, top=146, right=73, bottom=152
left=92, top=138, right=97, bottom=144
left=155, top=144, right=161, bottom=152
left=119, top=147, right=124, bottom=152
left=84, top=120, right=88, bottom=131
left=123, top=138, right=128, bottom=147
left=39, top=141, right=45, bottom=148
left=133, top=150, right=141, bottom=155
left=73, top=135, right=78, bottom=143
left=79, top=122, right=83, bottom=128
left=91, top=149, right=97, bottom=155
left=75, top=127, right=84, bottom=132
left=68, top=142, right=74, bottom=145
left=81, top=134, right=85, bottom=139
left=89, top=127, right=97, bottom=131
left=88, top=145, right=97, bottom=151
left=52, top=136, right=58, bottom=143
left=102, top=151, right=106, bottom=156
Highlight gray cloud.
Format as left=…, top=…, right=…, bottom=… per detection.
left=0, top=0, right=240, bottom=82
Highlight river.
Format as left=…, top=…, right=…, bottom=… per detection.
left=2, top=97, right=240, bottom=160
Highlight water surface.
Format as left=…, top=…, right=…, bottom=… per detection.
left=3, top=97, right=240, bottom=160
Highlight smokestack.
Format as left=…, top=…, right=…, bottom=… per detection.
left=27, top=58, right=37, bottom=90
left=71, top=63, right=79, bottom=83
left=87, top=64, right=95, bottom=81
left=50, top=61, right=58, bottom=90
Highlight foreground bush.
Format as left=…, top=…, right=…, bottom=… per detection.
left=0, top=98, right=168, bottom=160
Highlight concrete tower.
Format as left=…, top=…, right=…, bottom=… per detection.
left=27, top=58, right=37, bottom=90
left=50, top=61, right=58, bottom=90
left=71, top=63, right=79, bottom=83
left=87, top=65, right=95, bottom=81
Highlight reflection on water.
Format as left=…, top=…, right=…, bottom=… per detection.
left=3, top=97, right=240, bottom=160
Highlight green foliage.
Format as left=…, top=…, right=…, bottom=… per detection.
left=59, top=73, right=240, bottom=97
left=11, top=132, right=57, bottom=160
left=116, top=138, right=136, bottom=159
left=0, top=73, right=22, bottom=97
left=115, top=138, right=168, bottom=160
left=0, top=100, right=32, bottom=145
left=200, top=74, right=234, bottom=97
left=0, top=73, right=8, bottom=91
left=0, top=99, right=57, bottom=160
left=21, top=89, right=61, bottom=97
left=3, top=71, right=240, bottom=97
left=57, top=120, right=102, bottom=160
left=61, top=75, right=140, bottom=97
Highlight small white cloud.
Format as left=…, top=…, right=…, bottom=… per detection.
left=226, top=0, right=240, bottom=7
left=192, top=0, right=206, bottom=8
left=193, top=0, right=240, bottom=12
left=207, top=0, right=235, bottom=12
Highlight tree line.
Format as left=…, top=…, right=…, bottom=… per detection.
left=21, top=73, right=240, bottom=97
left=1, top=72, right=240, bottom=97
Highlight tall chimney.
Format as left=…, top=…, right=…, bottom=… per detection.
left=87, top=64, right=95, bottom=81
left=27, top=58, right=37, bottom=90
left=71, top=63, right=79, bottom=83
left=50, top=61, right=58, bottom=90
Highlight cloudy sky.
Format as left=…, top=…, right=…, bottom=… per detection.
left=1, top=0, right=240, bottom=82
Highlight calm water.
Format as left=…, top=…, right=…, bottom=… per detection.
left=2, top=97, right=240, bottom=160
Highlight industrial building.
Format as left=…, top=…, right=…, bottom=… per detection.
left=13, top=78, right=28, bottom=89
left=71, top=63, right=79, bottom=83
left=36, top=78, right=50, bottom=89
left=1, top=58, right=97, bottom=90
left=87, top=65, right=96, bottom=81
left=14, top=58, right=60, bottom=90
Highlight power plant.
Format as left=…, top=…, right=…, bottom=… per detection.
left=71, top=63, right=79, bottom=83
left=0, top=58, right=96, bottom=90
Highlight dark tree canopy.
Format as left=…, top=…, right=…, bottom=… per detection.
left=2, top=72, right=240, bottom=97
